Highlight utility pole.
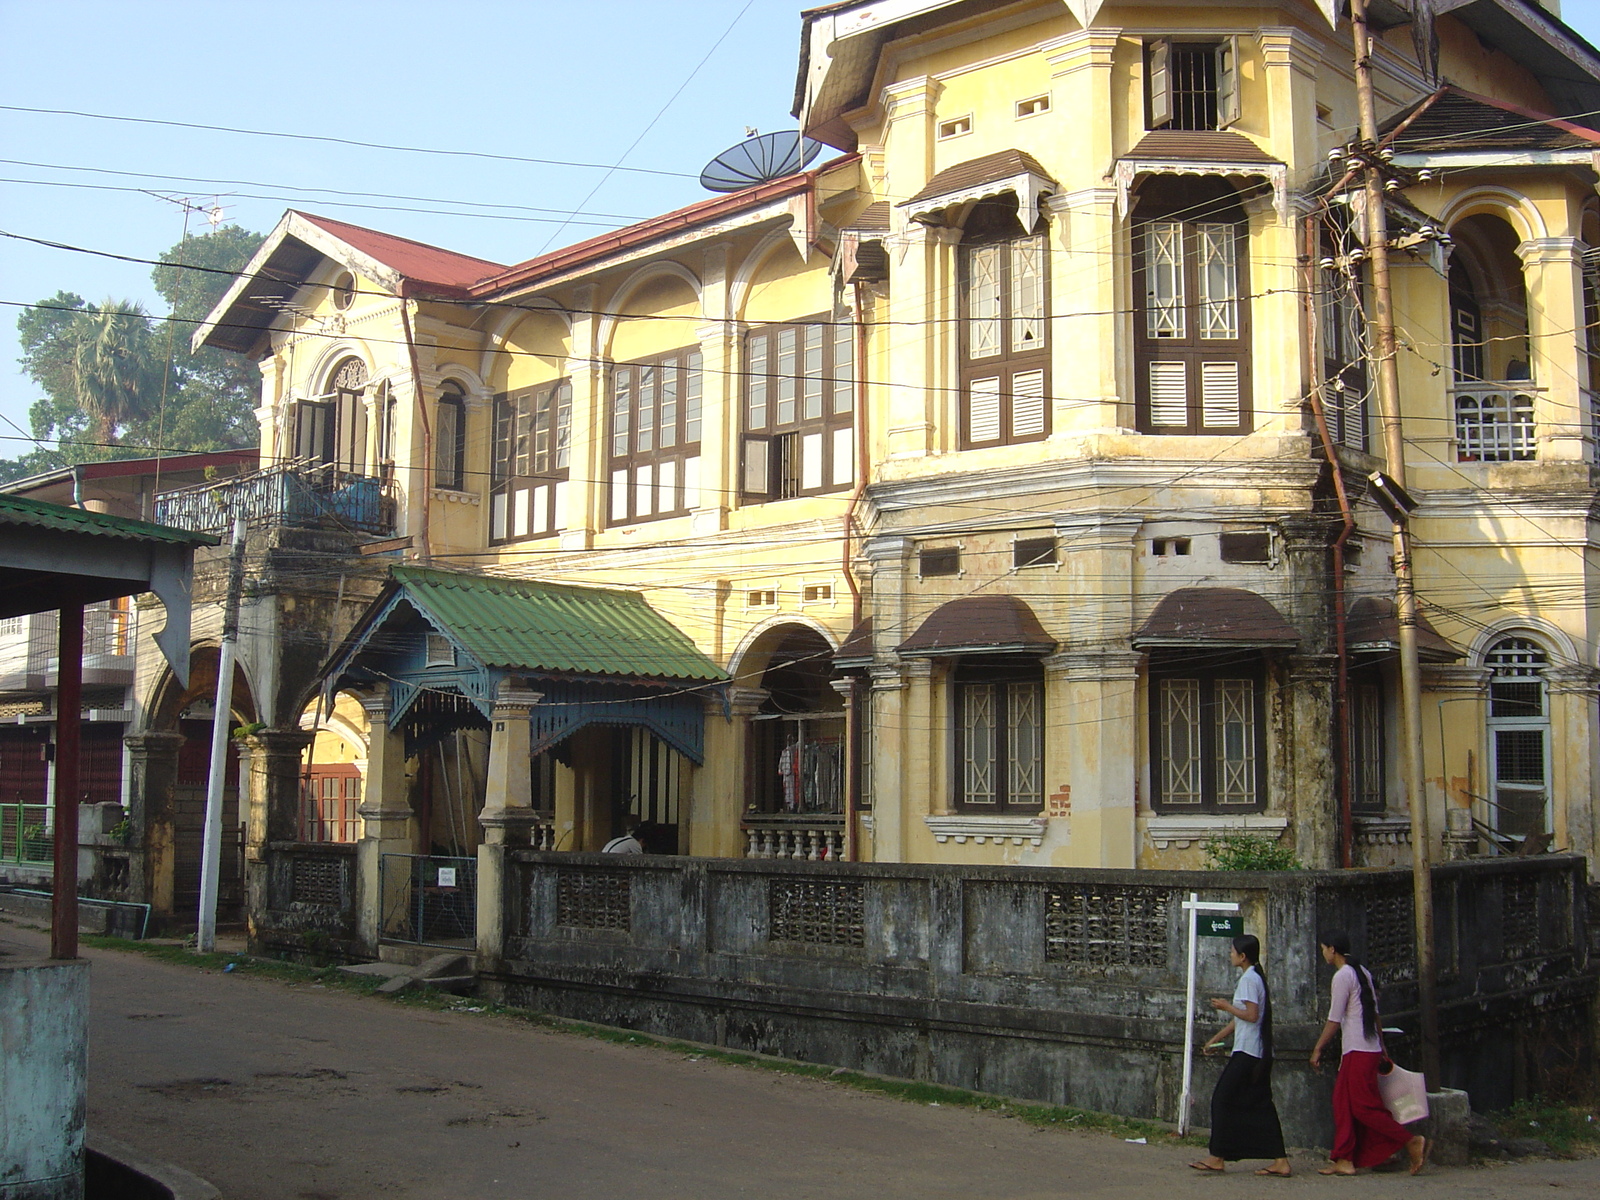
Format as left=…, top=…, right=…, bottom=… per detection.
left=197, top=516, right=247, bottom=953
left=1347, top=0, right=1440, bottom=1085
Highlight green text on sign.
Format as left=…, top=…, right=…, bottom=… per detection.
left=1200, top=915, right=1242, bottom=939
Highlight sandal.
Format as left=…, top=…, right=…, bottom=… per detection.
left=1188, top=1160, right=1226, bottom=1172
left=1254, top=1168, right=1291, bottom=1177
left=1408, top=1136, right=1429, bottom=1176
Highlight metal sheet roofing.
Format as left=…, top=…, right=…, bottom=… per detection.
left=1133, top=588, right=1299, bottom=649
left=897, top=594, right=1055, bottom=657
left=391, top=566, right=726, bottom=682
left=0, top=493, right=217, bottom=547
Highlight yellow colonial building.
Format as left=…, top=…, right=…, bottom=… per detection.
left=158, top=0, right=1600, bottom=951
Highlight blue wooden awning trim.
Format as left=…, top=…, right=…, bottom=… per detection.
left=527, top=680, right=707, bottom=764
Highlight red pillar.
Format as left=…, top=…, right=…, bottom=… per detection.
left=51, top=598, right=83, bottom=959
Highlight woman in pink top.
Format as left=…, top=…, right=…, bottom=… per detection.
left=1309, top=930, right=1428, bottom=1176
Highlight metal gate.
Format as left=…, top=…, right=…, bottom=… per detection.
left=378, top=854, right=476, bottom=947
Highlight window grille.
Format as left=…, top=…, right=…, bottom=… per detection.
left=1146, top=39, right=1239, bottom=131
left=1151, top=656, right=1266, bottom=811
left=1485, top=638, right=1551, bottom=839
left=955, top=663, right=1044, bottom=813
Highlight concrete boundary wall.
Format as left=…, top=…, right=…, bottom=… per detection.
left=477, top=852, right=1596, bottom=1146
left=0, top=958, right=87, bottom=1200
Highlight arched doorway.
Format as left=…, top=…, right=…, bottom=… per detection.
left=138, top=647, right=258, bottom=923
left=738, top=624, right=845, bottom=857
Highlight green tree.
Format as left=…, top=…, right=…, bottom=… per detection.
left=2, top=225, right=264, bottom=483
left=70, top=301, right=162, bottom=443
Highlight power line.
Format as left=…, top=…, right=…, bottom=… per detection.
left=0, top=104, right=697, bottom=180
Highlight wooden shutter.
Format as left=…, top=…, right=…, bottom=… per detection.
left=1200, top=361, right=1242, bottom=428
left=1148, top=362, right=1189, bottom=427
left=741, top=436, right=773, bottom=499
left=968, top=377, right=1002, bottom=443
left=1147, top=39, right=1172, bottom=129
left=1215, top=37, right=1240, bottom=129
left=1010, top=370, right=1047, bottom=439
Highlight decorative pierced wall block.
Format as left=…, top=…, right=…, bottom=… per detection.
left=1363, top=887, right=1416, bottom=984
left=768, top=877, right=866, bottom=947
left=1044, top=885, right=1170, bottom=968
left=291, top=855, right=344, bottom=907
left=556, top=868, right=632, bottom=931
left=1502, top=874, right=1540, bottom=957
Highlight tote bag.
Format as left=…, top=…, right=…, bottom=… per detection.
left=1376, top=1059, right=1430, bottom=1124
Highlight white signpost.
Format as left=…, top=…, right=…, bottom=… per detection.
left=1178, top=892, right=1242, bottom=1136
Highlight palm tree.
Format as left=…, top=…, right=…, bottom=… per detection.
left=70, top=301, right=161, bottom=444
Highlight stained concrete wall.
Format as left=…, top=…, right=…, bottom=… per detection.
left=480, top=852, right=1595, bottom=1147
left=0, top=957, right=87, bottom=1200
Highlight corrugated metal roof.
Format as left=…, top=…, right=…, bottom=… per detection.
left=897, top=595, right=1055, bottom=657
left=0, top=493, right=217, bottom=547
left=392, top=566, right=726, bottom=682
left=1132, top=587, right=1298, bottom=649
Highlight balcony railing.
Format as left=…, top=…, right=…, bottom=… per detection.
left=153, top=459, right=393, bottom=536
left=1453, top=383, right=1537, bottom=462
left=742, top=814, right=846, bottom=861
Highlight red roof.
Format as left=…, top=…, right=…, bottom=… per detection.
left=471, top=159, right=856, bottom=297
left=294, top=212, right=507, bottom=294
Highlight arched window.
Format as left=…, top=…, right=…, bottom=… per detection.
left=296, top=356, right=368, bottom=472
left=958, top=196, right=1049, bottom=449
left=434, top=381, right=467, bottom=491
left=1133, top=177, right=1251, bottom=434
left=1485, top=637, right=1551, bottom=839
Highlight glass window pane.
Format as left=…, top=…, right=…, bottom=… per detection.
left=611, top=368, right=631, bottom=458
left=832, top=321, right=854, bottom=414
left=1010, top=235, right=1046, bottom=353
left=1007, top=682, right=1043, bottom=805
left=660, top=361, right=679, bottom=450
left=636, top=365, right=657, bottom=453
left=777, top=327, right=797, bottom=426
left=1214, top=678, right=1257, bottom=805
left=685, top=351, right=702, bottom=444
left=1160, top=678, right=1202, bottom=804
left=966, top=244, right=1002, bottom=358
left=1145, top=223, right=1186, bottom=338
left=803, top=325, right=824, bottom=420
left=747, top=333, right=769, bottom=429
left=1197, top=224, right=1239, bottom=338
left=555, top=381, right=572, bottom=470
left=963, top=683, right=997, bottom=804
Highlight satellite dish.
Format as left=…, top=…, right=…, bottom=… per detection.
left=699, top=131, right=824, bottom=192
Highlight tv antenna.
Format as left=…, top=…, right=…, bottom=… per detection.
left=699, top=131, right=824, bottom=193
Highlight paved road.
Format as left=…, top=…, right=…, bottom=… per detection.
left=5, top=919, right=1597, bottom=1200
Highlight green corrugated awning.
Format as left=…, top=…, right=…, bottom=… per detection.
left=0, top=492, right=218, bottom=547
left=391, top=565, right=726, bottom=683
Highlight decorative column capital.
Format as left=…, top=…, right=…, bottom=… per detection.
left=726, top=686, right=769, bottom=717
left=1517, top=236, right=1584, bottom=267
left=490, top=677, right=543, bottom=721
left=1047, top=647, right=1142, bottom=680
left=358, top=686, right=391, bottom=722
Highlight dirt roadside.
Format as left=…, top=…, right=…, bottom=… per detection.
left=4, top=919, right=1595, bottom=1200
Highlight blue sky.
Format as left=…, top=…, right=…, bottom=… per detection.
left=2, top=0, right=1600, bottom=456
left=0, top=0, right=801, bottom=444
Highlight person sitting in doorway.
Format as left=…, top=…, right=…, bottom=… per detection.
left=601, top=823, right=646, bottom=854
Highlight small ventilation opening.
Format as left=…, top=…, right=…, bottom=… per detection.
left=1152, top=537, right=1192, bottom=557
left=1016, top=95, right=1050, bottom=118
left=920, top=547, right=961, bottom=577
left=746, top=589, right=778, bottom=608
left=937, top=116, right=972, bottom=139
left=1014, top=537, right=1058, bottom=568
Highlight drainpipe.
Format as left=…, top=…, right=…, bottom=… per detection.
left=71, top=465, right=84, bottom=510
left=840, top=281, right=871, bottom=862
left=399, top=296, right=434, bottom=565
left=1304, top=210, right=1357, bottom=869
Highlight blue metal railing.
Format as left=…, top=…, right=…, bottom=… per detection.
left=153, top=460, right=392, bottom=536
